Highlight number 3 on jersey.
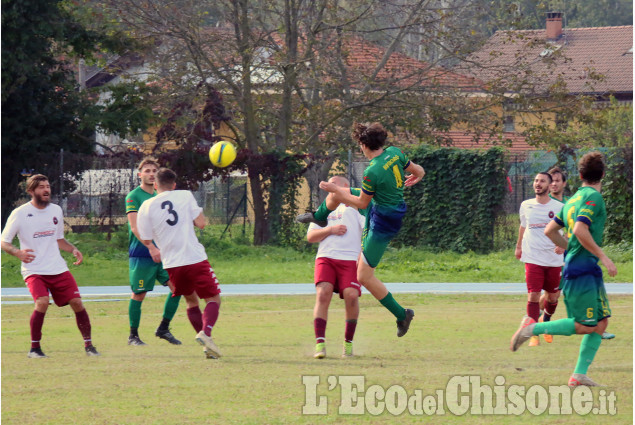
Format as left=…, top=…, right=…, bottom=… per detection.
left=161, top=201, right=179, bottom=226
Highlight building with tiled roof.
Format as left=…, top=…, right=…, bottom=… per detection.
left=467, top=12, right=632, bottom=100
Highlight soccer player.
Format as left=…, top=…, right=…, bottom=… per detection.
left=136, top=168, right=222, bottom=359
left=514, top=172, right=565, bottom=346
left=126, top=157, right=182, bottom=346
left=1, top=174, right=100, bottom=358
left=298, top=122, right=425, bottom=337
left=307, top=176, right=365, bottom=359
left=546, top=166, right=614, bottom=340
left=548, top=166, right=569, bottom=203
left=511, top=152, right=617, bottom=387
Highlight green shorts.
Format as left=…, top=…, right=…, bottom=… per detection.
left=561, top=274, right=611, bottom=326
left=129, top=257, right=170, bottom=294
left=361, top=202, right=407, bottom=268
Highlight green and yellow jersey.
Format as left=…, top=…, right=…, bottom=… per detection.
left=125, top=186, right=156, bottom=258
left=554, top=186, right=606, bottom=278
left=361, top=146, right=411, bottom=206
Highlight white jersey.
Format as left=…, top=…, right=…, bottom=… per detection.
left=308, top=204, right=365, bottom=261
left=137, top=190, right=207, bottom=269
left=1, top=202, right=69, bottom=279
left=519, top=198, right=564, bottom=267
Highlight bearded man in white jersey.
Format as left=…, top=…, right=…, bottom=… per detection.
left=1, top=174, right=100, bottom=358
left=514, top=172, right=565, bottom=347
left=136, top=168, right=222, bottom=359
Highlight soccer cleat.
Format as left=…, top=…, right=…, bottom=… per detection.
left=314, top=342, right=326, bottom=359
left=27, top=348, right=48, bottom=359
left=203, top=347, right=217, bottom=359
left=510, top=316, right=537, bottom=352
left=296, top=212, right=327, bottom=227
left=195, top=331, right=222, bottom=359
left=155, top=328, right=182, bottom=345
left=528, top=335, right=540, bottom=346
left=396, top=309, right=415, bottom=337
left=342, top=341, right=353, bottom=357
left=85, top=345, right=101, bottom=356
left=128, top=335, right=147, bottom=346
left=538, top=315, right=553, bottom=343
left=602, top=332, right=615, bottom=340
left=568, top=373, right=603, bottom=387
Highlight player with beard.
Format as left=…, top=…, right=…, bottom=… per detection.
left=514, top=172, right=565, bottom=346
left=512, top=152, right=617, bottom=387
left=1, top=174, right=100, bottom=358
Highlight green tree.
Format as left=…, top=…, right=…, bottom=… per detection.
left=1, top=0, right=155, bottom=227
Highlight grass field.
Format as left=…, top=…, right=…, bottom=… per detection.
left=2, top=294, right=632, bottom=424
left=1, top=236, right=632, bottom=287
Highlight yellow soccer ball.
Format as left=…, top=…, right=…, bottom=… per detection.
left=209, top=141, right=237, bottom=168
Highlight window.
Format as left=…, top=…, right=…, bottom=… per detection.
left=503, top=115, right=515, bottom=132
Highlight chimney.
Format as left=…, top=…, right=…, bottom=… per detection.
left=546, top=12, right=563, bottom=40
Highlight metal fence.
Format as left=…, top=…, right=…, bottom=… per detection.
left=27, top=148, right=567, bottom=235
left=21, top=150, right=250, bottom=234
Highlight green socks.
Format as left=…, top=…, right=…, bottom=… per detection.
left=163, top=293, right=181, bottom=321
left=313, top=201, right=333, bottom=222
left=129, top=299, right=142, bottom=328
left=379, top=292, right=406, bottom=321
left=574, top=332, right=602, bottom=374
left=533, top=318, right=576, bottom=336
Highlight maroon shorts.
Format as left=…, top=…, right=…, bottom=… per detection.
left=314, top=257, right=361, bottom=299
left=25, top=271, right=81, bottom=307
left=525, top=263, right=561, bottom=293
left=166, top=260, right=221, bottom=299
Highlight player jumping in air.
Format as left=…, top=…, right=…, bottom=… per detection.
left=297, top=122, right=425, bottom=337
left=511, top=152, right=617, bottom=387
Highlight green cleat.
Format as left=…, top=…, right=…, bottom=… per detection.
left=342, top=341, right=353, bottom=357
left=314, top=342, right=326, bottom=359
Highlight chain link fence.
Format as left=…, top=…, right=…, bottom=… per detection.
left=18, top=150, right=251, bottom=236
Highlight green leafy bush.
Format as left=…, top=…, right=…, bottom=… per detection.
left=396, top=145, right=508, bottom=253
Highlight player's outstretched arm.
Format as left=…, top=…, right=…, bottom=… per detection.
left=319, top=181, right=372, bottom=210
left=404, top=162, right=425, bottom=187
left=572, top=222, right=617, bottom=277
